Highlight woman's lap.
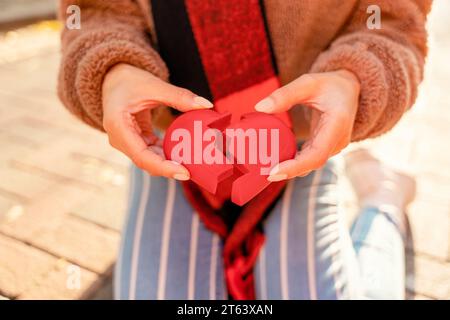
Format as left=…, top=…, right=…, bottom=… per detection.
left=114, top=167, right=226, bottom=300
left=255, top=160, right=361, bottom=299
left=115, top=159, right=403, bottom=300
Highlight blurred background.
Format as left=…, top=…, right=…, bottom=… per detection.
left=0, top=0, right=448, bottom=300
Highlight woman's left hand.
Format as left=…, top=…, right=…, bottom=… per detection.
left=255, top=70, right=360, bottom=181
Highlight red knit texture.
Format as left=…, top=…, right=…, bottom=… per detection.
left=185, top=0, right=275, bottom=99
left=182, top=180, right=286, bottom=299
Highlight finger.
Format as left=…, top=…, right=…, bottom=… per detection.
left=267, top=114, right=340, bottom=181
left=255, top=73, right=320, bottom=113
left=133, top=147, right=191, bottom=181
left=330, top=134, right=351, bottom=157
left=107, top=115, right=190, bottom=180
left=148, top=80, right=213, bottom=112
left=133, top=109, right=159, bottom=146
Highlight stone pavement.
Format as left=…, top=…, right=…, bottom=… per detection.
left=0, top=2, right=449, bottom=300
left=0, top=22, right=128, bottom=299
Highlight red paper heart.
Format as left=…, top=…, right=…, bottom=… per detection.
left=163, top=110, right=296, bottom=205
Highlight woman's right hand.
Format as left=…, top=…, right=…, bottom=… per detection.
left=102, top=63, right=213, bottom=180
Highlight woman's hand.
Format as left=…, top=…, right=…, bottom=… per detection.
left=255, top=70, right=360, bottom=181
left=102, top=63, right=213, bottom=180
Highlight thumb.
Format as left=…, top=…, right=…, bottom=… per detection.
left=255, top=74, right=319, bottom=113
left=151, top=79, right=213, bottom=112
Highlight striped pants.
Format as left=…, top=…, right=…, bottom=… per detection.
left=114, top=159, right=405, bottom=300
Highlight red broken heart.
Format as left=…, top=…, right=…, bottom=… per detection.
left=163, top=110, right=297, bottom=205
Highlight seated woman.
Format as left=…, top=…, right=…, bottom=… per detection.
left=57, top=0, right=431, bottom=299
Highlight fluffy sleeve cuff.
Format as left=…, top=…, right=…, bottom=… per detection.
left=58, top=27, right=168, bottom=130
left=310, top=32, right=419, bottom=141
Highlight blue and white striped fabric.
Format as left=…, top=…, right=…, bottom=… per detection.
left=114, top=159, right=405, bottom=300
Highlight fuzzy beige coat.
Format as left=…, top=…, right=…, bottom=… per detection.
left=57, top=0, right=431, bottom=141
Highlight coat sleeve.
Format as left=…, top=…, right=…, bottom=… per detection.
left=57, top=0, right=168, bottom=130
left=310, top=0, right=432, bottom=141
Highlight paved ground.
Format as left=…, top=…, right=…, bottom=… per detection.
left=0, top=2, right=448, bottom=300
left=0, top=0, right=55, bottom=29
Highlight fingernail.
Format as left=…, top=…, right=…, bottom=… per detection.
left=173, top=173, right=190, bottom=181
left=269, top=164, right=280, bottom=176
left=267, top=174, right=288, bottom=182
left=255, top=97, right=275, bottom=112
left=193, top=96, right=214, bottom=109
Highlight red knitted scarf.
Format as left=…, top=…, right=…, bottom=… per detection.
left=151, top=0, right=290, bottom=299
